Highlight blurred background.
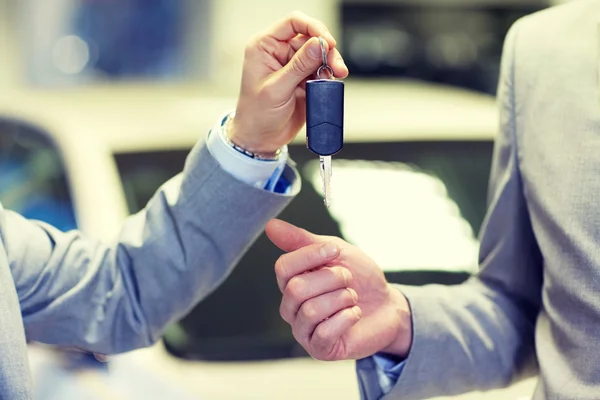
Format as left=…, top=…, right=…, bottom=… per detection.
left=0, top=0, right=571, bottom=399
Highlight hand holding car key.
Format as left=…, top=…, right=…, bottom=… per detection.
left=306, top=37, right=344, bottom=207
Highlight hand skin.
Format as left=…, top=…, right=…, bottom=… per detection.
left=229, top=11, right=349, bottom=154
left=266, top=219, right=413, bottom=362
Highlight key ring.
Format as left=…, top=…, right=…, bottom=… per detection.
left=316, top=36, right=334, bottom=80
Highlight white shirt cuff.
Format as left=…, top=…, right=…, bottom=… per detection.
left=206, top=112, right=288, bottom=190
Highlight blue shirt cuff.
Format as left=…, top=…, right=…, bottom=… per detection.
left=373, top=353, right=406, bottom=383
left=206, top=112, right=289, bottom=192
left=356, top=354, right=405, bottom=399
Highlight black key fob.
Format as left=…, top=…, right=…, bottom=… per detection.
left=306, top=79, right=344, bottom=156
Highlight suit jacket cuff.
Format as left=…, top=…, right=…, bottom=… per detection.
left=383, top=284, right=453, bottom=399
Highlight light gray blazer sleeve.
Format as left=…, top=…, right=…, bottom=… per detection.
left=1, top=137, right=299, bottom=355
left=362, top=19, right=543, bottom=400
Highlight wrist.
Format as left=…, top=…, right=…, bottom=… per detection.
left=381, top=285, right=413, bottom=358
left=228, top=114, right=282, bottom=156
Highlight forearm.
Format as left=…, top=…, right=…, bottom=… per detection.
left=397, top=279, right=537, bottom=394
left=359, top=17, right=542, bottom=399
left=13, top=138, right=299, bottom=354
left=107, top=139, right=298, bottom=349
left=358, top=278, right=538, bottom=400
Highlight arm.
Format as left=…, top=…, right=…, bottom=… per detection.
left=3, top=12, right=348, bottom=356
left=4, top=136, right=297, bottom=354
left=268, top=17, right=543, bottom=400
left=366, top=18, right=543, bottom=398
left=384, top=18, right=542, bottom=398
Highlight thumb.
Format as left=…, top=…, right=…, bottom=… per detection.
left=274, top=37, right=325, bottom=94
left=265, top=219, right=320, bottom=252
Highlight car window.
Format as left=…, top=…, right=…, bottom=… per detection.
left=0, top=120, right=77, bottom=231
left=114, top=140, right=494, bottom=361
left=340, top=3, right=545, bottom=94
left=18, top=0, right=210, bottom=87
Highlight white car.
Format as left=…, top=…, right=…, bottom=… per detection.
left=0, top=80, right=536, bottom=399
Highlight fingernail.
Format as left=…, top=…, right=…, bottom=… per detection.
left=308, top=39, right=321, bottom=60
left=352, top=306, right=362, bottom=319
left=319, top=243, right=339, bottom=259
left=347, top=288, right=358, bottom=303
left=337, top=57, right=346, bottom=69
left=342, top=269, right=352, bottom=285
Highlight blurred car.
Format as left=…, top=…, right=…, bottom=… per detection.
left=0, top=80, right=537, bottom=399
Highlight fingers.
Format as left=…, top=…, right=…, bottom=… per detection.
left=274, top=241, right=340, bottom=292
left=288, top=34, right=310, bottom=52
left=244, top=13, right=348, bottom=101
left=268, top=38, right=348, bottom=93
left=294, top=288, right=358, bottom=342
left=269, top=11, right=336, bottom=49
left=310, top=306, right=362, bottom=360
left=328, top=48, right=349, bottom=79
left=279, top=266, right=352, bottom=323
left=271, top=36, right=327, bottom=94
left=288, top=35, right=347, bottom=79
left=266, top=219, right=320, bottom=252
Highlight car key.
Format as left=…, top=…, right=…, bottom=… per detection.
left=306, top=36, right=344, bottom=207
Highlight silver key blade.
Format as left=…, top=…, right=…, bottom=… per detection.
left=320, top=156, right=332, bottom=207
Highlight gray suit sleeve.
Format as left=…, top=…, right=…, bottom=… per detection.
left=360, top=19, right=543, bottom=400
left=1, top=137, right=299, bottom=355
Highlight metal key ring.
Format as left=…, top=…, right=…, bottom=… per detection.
left=317, top=65, right=334, bottom=79
left=317, top=36, right=334, bottom=79
left=319, top=36, right=328, bottom=67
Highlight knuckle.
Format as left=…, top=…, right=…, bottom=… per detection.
left=338, top=289, right=352, bottom=306
left=291, top=323, right=302, bottom=340
left=313, top=326, right=332, bottom=348
left=315, top=352, right=335, bottom=362
left=299, top=302, right=318, bottom=322
left=344, top=288, right=358, bottom=305
left=340, top=267, right=353, bottom=285
left=256, top=36, right=277, bottom=55
left=274, top=257, right=288, bottom=280
left=311, top=348, right=336, bottom=361
left=244, top=34, right=266, bottom=57
left=315, top=20, right=327, bottom=33
left=321, top=236, right=345, bottom=252
left=288, top=10, right=306, bottom=22
left=309, top=347, right=333, bottom=362
left=328, top=266, right=352, bottom=286
left=291, top=324, right=312, bottom=349
left=244, top=44, right=253, bottom=58
left=244, top=38, right=258, bottom=56
left=279, top=300, right=291, bottom=323
left=286, top=276, right=306, bottom=301
left=325, top=235, right=344, bottom=246
left=290, top=56, right=311, bottom=75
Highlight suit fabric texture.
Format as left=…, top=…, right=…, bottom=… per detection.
left=0, top=139, right=298, bottom=399
left=358, top=2, right=600, bottom=399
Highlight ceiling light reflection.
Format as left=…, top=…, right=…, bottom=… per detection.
left=52, top=35, right=90, bottom=75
